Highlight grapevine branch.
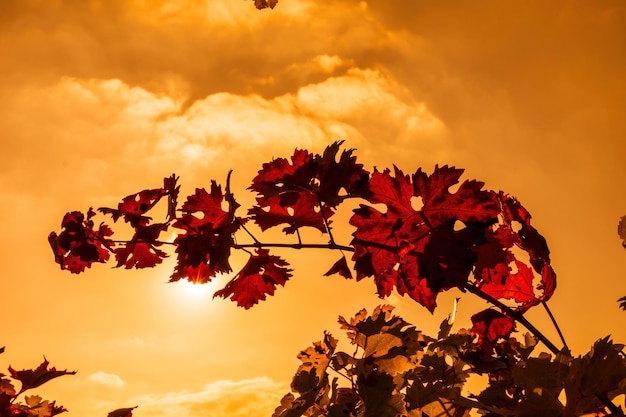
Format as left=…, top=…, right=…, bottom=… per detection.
left=48, top=141, right=626, bottom=415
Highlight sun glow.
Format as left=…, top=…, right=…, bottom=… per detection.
left=175, top=278, right=220, bottom=300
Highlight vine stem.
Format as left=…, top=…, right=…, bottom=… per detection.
left=463, top=283, right=561, bottom=355
left=233, top=242, right=354, bottom=251
left=541, top=301, right=569, bottom=352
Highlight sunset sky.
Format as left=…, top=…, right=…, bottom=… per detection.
left=1, top=1, right=626, bottom=416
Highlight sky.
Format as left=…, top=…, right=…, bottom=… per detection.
left=1, top=0, right=626, bottom=415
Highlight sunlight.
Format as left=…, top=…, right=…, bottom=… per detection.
left=174, top=278, right=219, bottom=301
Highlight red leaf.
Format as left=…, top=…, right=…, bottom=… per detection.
left=314, top=141, right=370, bottom=207
left=9, top=358, right=76, bottom=394
left=324, top=256, right=353, bottom=279
left=539, top=263, right=556, bottom=302
left=170, top=181, right=241, bottom=283
left=479, top=261, right=540, bottom=312
left=214, top=248, right=292, bottom=309
left=395, top=258, right=438, bottom=312
left=472, top=225, right=516, bottom=283
left=181, top=184, right=237, bottom=227
left=499, top=193, right=551, bottom=272
left=114, top=223, right=169, bottom=269
left=248, top=141, right=369, bottom=234
left=249, top=148, right=315, bottom=199
left=471, top=308, right=515, bottom=355
left=99, top=187, right=167, bottom=228
left=350, top=167, right=426, bottom=281
left=350, top=166, right=491, bottom=312
left=48, top=209, right=113, bottom=273
left=114, top=242, right=167, bottom=269
left=248, top=193, right=332, bottom=234
left=413, top=165, right=500, bottom=227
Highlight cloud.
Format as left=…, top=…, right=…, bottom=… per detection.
left=124, top=377, right=288, bottom=417
left=0, top=65, right=446, bottom=205
left=87, top=371, right=126, bottom=388
left=150, top=67, right=447, bottom=176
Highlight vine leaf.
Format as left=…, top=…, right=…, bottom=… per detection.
left=470, top=308, right=516, bottom=356
left=48, top=143, right=557, bottom=313
left=249, top=141, right=369, bottom=235
left=249, top=193, right=332, bottom=234
left=564, top=337, right=626, bottom=416
left=324, top=256, right=353, bottom=279
left=413, top=165, right=500, bottom=227
left=213, top=248, right=292, bottom=309
left=479, top=261, right=543, bottom=312
left=357, top=371, right=407, bottom=417
left=9, top=358, right=76, bottom=395
left=107, top=406, right=138, bottom=417
left=273, top=333, right=336, bottom=417
left=169, top=181, right=242, bottom=283
left=99, top=186, right=167, bottom=228
left=350, top=166, right=499, bottom=312
left=48, top=209, right=113, bottom=273
left=114, top=223, right=169, bottom=269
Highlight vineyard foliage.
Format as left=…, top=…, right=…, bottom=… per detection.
left=45, top=141, right=626, bottom=416
left=48, top=141, right=554, bottom=315
left=0, top=348, right=135, bottom=417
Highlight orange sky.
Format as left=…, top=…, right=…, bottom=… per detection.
left=1, top=1, right=626, bottom=416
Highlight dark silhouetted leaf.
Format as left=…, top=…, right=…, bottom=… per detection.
left=107, top=406, right=138, bottom=417
left=9, top=358, right=76, bottom=395
left=324, top=256, right=353, bottom=279
left=48, top=209, right=113, bottom=273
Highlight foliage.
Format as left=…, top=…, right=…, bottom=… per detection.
left=48, top=141, right=554, bottom=314
left=0, top=347, right=136, bottom=417
left=274, top=305, right=626, bottom=417
left=0, top=349, right=74, bottom=417
left=47, top=141, right=626, bottom=415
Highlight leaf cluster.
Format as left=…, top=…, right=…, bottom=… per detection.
left=46, top=142, right=626, bottom=415
left=49, top=141, right=555, bottom=316
left=0, top=347, right=136, bottom=417
left=274, top=306, right=626, bottom=417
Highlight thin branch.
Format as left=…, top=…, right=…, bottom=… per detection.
left=233, top=242, right=354, bottom=251
left=541, top=301, right=569, bottom=352
left=319, top=202, right=337, bottom=245
left=238, top=222, right=261, bottom=244
left=597, top=393, right=624, bottom=415
left=106, top=239, right=176, bottom=246
left=463, top=283, right=561, bottom=355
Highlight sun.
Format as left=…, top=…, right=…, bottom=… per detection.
left=175, top=278, right=220, bottom=300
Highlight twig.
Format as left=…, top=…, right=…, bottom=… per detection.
left=233, top=242, right=354, bottom=251
left=463, top=283, right=561, bottom=355
left=541, top=301, right=569, bottom=352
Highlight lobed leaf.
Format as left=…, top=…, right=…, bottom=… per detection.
left=213, top=248, right=292, bottom=308
left=8, top=358, right=76, bottom=395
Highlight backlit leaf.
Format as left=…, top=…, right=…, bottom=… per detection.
left=213, top=248, right=292, bottom=308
